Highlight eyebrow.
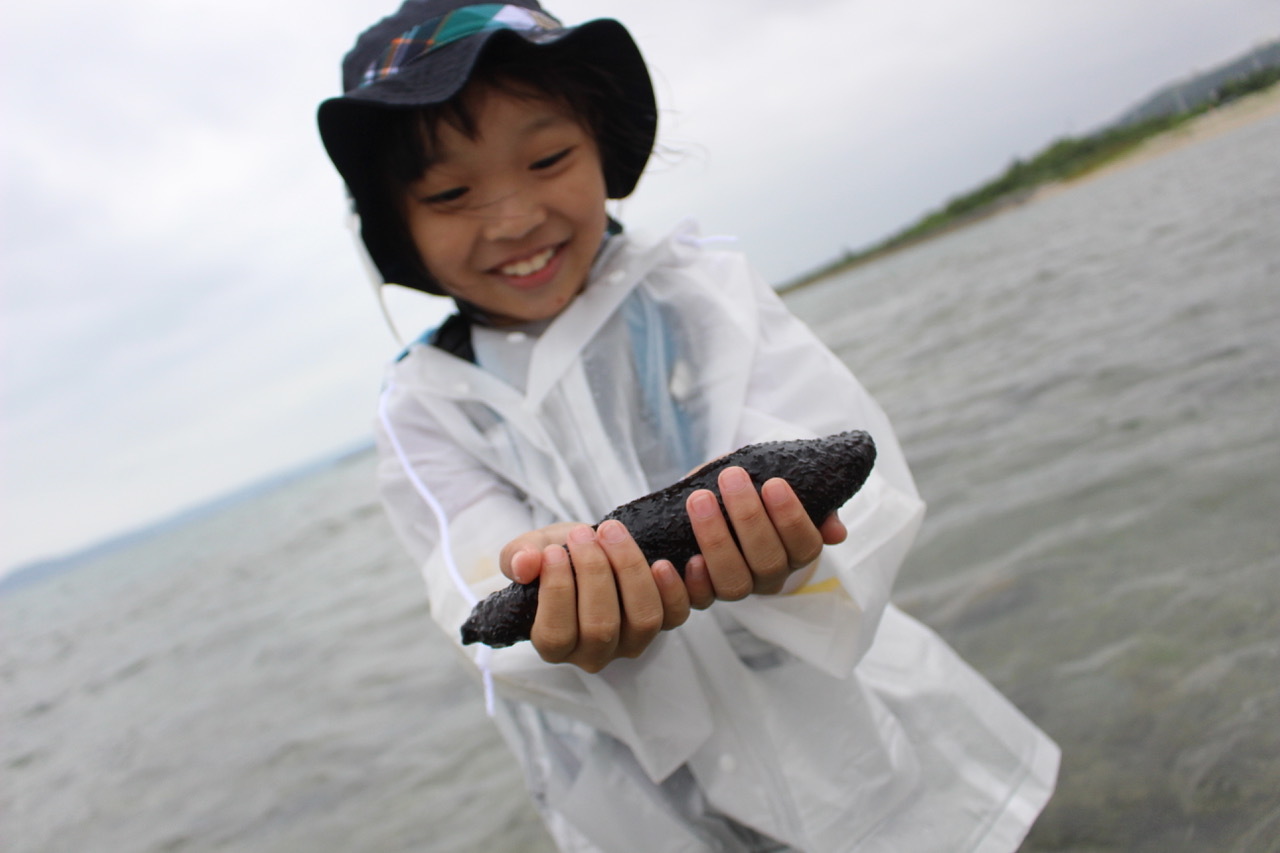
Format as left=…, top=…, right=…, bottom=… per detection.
left=518, top=109, right=575, bottom=136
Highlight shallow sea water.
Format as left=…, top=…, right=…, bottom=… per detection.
left=3, top=111, right=1278, bottom=851
left=785, top=111, right=1280, bottom=851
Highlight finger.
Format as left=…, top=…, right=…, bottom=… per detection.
left=530, top=544, right=577, bottom=663
left=720, top=467, right=790, bottom=594
left=500, top=533, right=543, bottom=582
left=564, top=524, right=619, bottom=671
left=507, top=547, right=543, bottom=584
left=761, top=478, right=825, bottom=570
left=500, top=522, right=576, bottom=582
left=653, top=560, right=691, bottom=629
left=686, top=488, right=753, bottom=601
left=683, top=555, right=716, bottom=610
left=596, top=520, right=663, bottom=658
left=820, top=513, right=848, bottom=545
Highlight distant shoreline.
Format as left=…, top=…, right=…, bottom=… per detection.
left=780, top=84, right=1280, bottom=293
left=1028, top=82, right=1280, bottom=203
left=0, top=439, right=378, bottom=591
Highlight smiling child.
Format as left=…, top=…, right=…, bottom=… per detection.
left=318, top=2, right=1059, bottom=850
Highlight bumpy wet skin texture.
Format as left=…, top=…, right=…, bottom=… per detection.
left=460, top=431, right=877, bottom=647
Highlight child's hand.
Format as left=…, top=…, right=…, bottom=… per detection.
left=683, top=467, right=847, bottom=605
left=500, top=521, right=692, bottom=672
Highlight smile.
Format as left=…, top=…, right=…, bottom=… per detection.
left=497, top=245, right=558, bottom=278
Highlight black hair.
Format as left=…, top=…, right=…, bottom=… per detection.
left=354, top=37, right=648, bottom=294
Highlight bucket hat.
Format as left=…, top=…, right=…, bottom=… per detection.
left=318, top=0, right=656, bottom=294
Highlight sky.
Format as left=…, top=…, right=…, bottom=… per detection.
left=2, top=0, right=1277, bottom=574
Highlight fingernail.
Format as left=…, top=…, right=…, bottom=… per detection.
left=762, top=478, right=791, bottom=507
left=720, top=467, right=750, bottom=493
left=689, top=491, right=718, bottom=519
left=685, top=556, right=705, bottom=581
left=511, top=549, right=533, bottom=583
left=544, top=544, right=567, bottom=565
left=568, top=525, right=595, bottom=545
left=598, top=520, right=627, bottom=544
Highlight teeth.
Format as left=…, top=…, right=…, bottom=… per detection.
left=499, top=247, right=556, bottom=277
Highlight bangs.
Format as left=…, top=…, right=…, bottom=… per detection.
left=375, top=44, right=611, bottom=191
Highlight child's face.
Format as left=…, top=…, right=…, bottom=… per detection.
left=400, top=85, right=609, bottom=326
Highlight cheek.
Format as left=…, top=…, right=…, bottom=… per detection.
left=566, top=168, right=609, bottom=229
left=408, top=214, right=468, bottom=275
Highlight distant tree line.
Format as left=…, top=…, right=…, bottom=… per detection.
left=778, top=65, right=1279, bottom=292
left=893, top=112, right=1189, bottom=239
left=1212, top=64, right=1280, bottom=104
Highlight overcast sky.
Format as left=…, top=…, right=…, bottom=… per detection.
left=2, top=0, right=1276, bottom=573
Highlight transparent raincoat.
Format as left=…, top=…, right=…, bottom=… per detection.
left=375, top=222, right=1059, bottom=851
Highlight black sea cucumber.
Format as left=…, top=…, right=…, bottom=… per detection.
left=459, top=431, right=877, bottom=647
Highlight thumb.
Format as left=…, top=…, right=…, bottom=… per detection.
left=500, top=537, right=545, bottom=583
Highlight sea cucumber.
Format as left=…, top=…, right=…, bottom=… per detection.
left=460, top=430, right=877, bottom=647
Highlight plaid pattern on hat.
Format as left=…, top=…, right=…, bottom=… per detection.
left=362, top=4, right=562, bottom=86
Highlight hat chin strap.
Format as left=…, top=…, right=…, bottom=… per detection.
left=374, top=286, right=408, bottom=349
left=346, top=211, right=411, bottom=347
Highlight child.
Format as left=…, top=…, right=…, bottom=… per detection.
left=318, top=2, right=1059, bottom=850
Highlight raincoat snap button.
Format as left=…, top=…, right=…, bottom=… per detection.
left=669, top=360, right=695, bottom=401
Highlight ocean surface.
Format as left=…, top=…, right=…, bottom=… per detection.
left=4, top=110, right=1278, bottom=852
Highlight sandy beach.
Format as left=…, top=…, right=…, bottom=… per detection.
left=1031, top=83, right=1280, bottom=201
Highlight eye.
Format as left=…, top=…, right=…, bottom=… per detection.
left=423, top=186, right=468, bottom=205
left=531, top=148, right=573, bottom=170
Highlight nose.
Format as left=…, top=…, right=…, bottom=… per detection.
left=480, top=187, right=547, bottom=242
